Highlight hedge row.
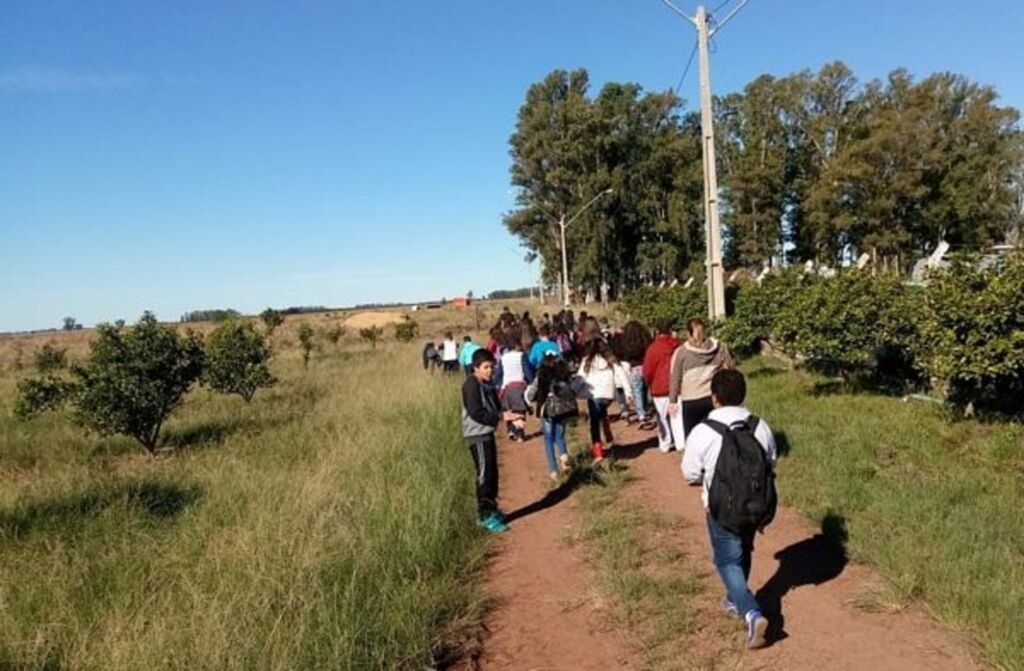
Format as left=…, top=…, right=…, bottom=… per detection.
left=620, top=254, right=1024, bottom=412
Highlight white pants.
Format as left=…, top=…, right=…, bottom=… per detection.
left=653, top=397, right=685, bottom=453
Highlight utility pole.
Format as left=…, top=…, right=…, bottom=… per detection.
left=661, top=0, right=749, bottom=321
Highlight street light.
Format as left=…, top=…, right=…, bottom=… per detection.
left=559, top=188, right=614, bottom=308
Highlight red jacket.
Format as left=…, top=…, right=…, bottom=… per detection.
left=643, top=334, right=680, bottom=397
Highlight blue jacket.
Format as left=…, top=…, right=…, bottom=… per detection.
left=458, top=341, right=482, bottom=367
left=528, top=339, right=560, bottom=369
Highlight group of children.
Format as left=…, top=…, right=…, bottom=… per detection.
left=447, top=307, right=778, bottom=649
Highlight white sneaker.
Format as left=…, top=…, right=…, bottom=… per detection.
left=658, top=444, right=674, bottom=454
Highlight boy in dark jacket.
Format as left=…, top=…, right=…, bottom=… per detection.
left=462, top=348, right=509, bottom=533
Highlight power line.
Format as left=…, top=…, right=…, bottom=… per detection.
left=711, top=0, right=733, bottom=14
left=673, top=40, right=698, bottom=95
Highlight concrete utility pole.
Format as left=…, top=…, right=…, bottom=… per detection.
left=661, top=0, right=750, bottom=321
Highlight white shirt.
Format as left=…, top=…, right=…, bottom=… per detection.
left=577, top=355, right=634, bottom=402
left=681, top=405, right=777, bottom=509
left=500, top=350, right=526, bottom=389
left=441, top=339, right=458, bottom=362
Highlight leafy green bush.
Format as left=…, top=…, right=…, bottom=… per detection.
left=393, top=319, right=419, bottom=343
left=717, top=269, right=810, bottom=354
left=917, top=254, right=1024, bottom=411
left=618, top=284, right=707, bottom=330
left=202, top=320, right=276, bottom=402
left=15, top=313, right=206, bottom=454
left=359, top=326, right=384, bottom=349
left=298, top=323, right=315, bottom=368
left=773, top=271, right=917, bottom=378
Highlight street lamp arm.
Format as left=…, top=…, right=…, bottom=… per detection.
left=709, top=0, right=751, bottom=36
left=659, top=0, right=697, bottom=26
left=564, top=189, right=614, bottom=230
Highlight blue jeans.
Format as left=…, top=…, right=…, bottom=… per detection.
left=587, top=398, right=611, bottom=444
left=707, top=514, right=759, bottom=617
left=541, top=417, right=569, bottom=473
left=629, top=366, right=648, bottom=421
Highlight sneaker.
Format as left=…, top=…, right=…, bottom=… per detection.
left=722, top=598, right=740, bottom=619
left=658, top=443, right=674, bottom=454
left=478, top=512, right=510, bottom=534
left=558, top=454, right=571, bottom=471
left=549, top=471, right=560, bottom=482
left=591, top=442, right=605, bottom=463
left=745, top=609, right=768, bottom=649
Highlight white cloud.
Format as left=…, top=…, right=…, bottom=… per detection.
left=0, top=66, right=145, bottom=93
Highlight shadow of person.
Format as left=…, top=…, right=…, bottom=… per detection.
left=755, top=513, right=849, bottom=645
left=612, top=436, right=659, bottom=460
left=502, top=466, right=604, bottom=524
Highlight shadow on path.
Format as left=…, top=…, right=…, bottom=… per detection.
left=755, top=512, right=849, bottom=645
left=611, top=435, right=659, bottom=461
left=503, top=466, right=605, bottom=524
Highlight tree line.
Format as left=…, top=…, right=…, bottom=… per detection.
left=505, top=63, right=1023, bottom=298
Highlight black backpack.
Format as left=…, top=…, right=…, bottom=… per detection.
left=543, top=380, right=579, bottom=419
left=705, top=415, right=777, bottom=535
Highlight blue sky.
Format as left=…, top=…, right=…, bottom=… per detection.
left=2, top=1, right=1022, bottom=332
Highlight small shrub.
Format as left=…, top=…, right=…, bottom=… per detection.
left=718, top=269, right=810, bottom=354
left=324, top=324, right=345, bottom=347
left=62, top=316, right=78, bottom=331
left=359, top=326, right=384, bottom=349
left=394, top=319, right=419, bottom=343
left=298, top=323, right=315, bottom=368
left=14, top=376, right=75, bottom=419
left=203, top=320, right=276, bottom=402
left=260, top=308, right=285, bottom=336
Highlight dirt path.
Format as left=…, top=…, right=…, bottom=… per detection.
left=461, top=423, right=632, bottom=670
left=467, top=418, right=980, bottom=670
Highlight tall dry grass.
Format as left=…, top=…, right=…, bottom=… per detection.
left=0, top=340, right=484, bottom=669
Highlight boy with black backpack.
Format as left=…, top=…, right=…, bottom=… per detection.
left=681, top=369, right=777, bottom=649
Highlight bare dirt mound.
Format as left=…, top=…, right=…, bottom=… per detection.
left=468, top=417, right=980, bottom=670
left=342, top=311, right=406, bottom=330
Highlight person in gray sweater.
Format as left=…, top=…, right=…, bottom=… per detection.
left=461, top=348, right=508, bottom=533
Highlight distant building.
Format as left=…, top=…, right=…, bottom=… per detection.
left=452, top=297, right=472, bottom=309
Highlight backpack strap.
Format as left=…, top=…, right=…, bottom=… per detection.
left=703, top=419, right=729, bottom=436
left=745, top=415, right=760, bottom=432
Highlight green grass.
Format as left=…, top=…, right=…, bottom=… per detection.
left=571, top=460, right=701, bottom=670
left=0, top=343, right=485, bottom=670
left=742, top=357, right=1024, bottom=670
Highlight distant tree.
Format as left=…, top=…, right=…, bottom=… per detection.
left=62, top=317, right=78, bottom=331
left=324, top=324, right=345, bottom=347
left=16, top=313, right=205, bottom=455
left=180, top=309, right=241, bottom=323
left=359, top=326, right=384, bottom=349
left=298, top=323, right=315, bottom=368
left=393, top=320, right=419, bottom=343
left=202, top=320, right=276, bottom=402
left=260, top=308, right=285, bottom=335
left=33, top=344, right=67, bottom=374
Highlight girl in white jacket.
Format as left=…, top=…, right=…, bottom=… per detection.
left=578, top=338, right=633, bottom=462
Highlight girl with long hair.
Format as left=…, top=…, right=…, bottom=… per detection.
left=578, top=337, right=633, bottom=463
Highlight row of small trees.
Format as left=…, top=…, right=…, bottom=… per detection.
left=15, top=311, right=424, bottom=454
left=15, top=315, right=275, bottom=454
left=621, top=254, right=1024, bottom=413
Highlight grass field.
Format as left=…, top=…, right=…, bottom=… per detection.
left=742, top=357, right=1024, bottom=670
left=0, top=336, right=485, bottom=670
